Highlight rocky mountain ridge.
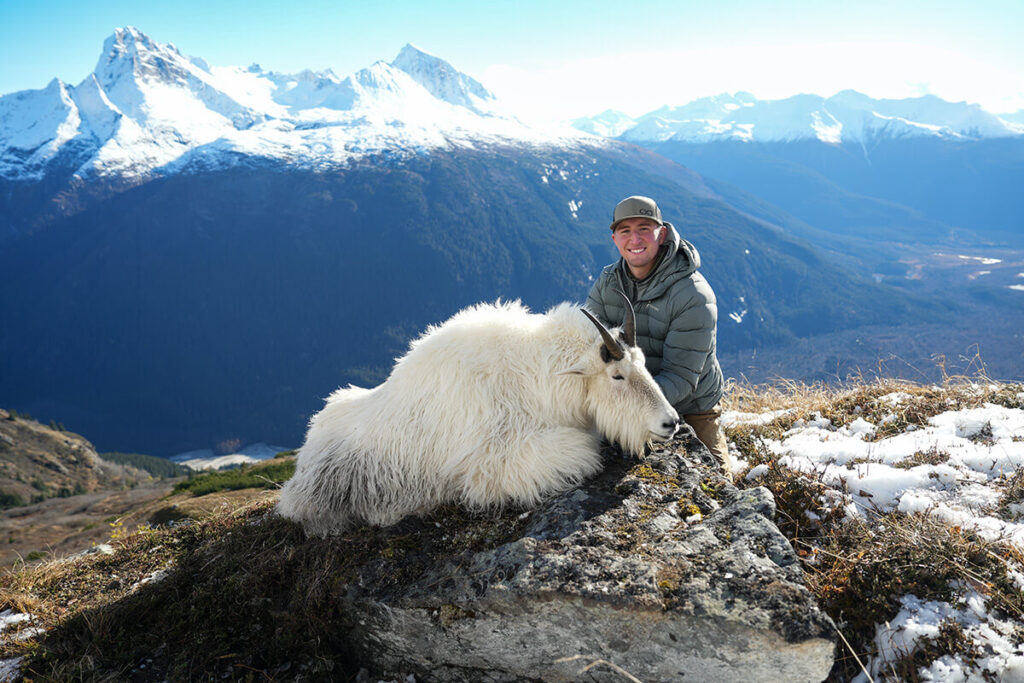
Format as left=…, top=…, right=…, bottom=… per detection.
left=0, top=27, right=583, bottom=186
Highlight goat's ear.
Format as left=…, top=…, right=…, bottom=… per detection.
left=556, top=364, right=588, bottom=376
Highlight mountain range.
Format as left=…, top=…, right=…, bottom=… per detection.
left=573, top=92, right=1024, bottom=246
left=0, top=28, right=560, bottom=183
left=0, top=28, right=1017, bottom=455
left=572, top=91, right=1024, bottom=144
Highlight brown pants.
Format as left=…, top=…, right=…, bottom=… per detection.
left=683, top=405, right=734, bottom=478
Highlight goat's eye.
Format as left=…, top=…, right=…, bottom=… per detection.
left=612, top=374, right=624, bottom=381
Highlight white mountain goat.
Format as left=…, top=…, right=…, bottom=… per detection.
left=277, top=295, right=679, bottom=534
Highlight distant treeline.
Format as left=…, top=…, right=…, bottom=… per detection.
left=100, top=452, right=189, bottom=479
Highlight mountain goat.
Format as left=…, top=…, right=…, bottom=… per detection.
left=277, top=295, right=679, bottom=535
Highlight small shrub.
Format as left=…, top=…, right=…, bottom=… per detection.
left=0, top=491, right=26, bottom=509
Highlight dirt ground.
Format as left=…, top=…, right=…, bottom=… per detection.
left=0, top=480, right=278, bottom=567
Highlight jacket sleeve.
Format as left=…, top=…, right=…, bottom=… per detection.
left=654, top=288, right=717, bottom=408
left=585, top=272, right=612, bottom=326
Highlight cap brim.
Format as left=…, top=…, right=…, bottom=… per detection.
left=610, top=215, right=664, bottom=230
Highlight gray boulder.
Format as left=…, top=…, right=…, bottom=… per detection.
left=336, top=431, right=835, bottom=682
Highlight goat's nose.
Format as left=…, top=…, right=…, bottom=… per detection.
left=663, top=417, right=680, bottom=432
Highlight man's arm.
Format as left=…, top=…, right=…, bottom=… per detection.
left=585, top=275, right=611, bottom=326
left=654, top=293, right=717, bottom=408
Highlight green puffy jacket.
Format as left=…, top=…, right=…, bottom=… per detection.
left=586, top=222, right=724, bottom=416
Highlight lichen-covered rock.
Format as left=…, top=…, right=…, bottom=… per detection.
left=337, top=431, right=835, bottom=682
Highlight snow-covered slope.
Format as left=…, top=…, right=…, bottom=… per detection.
left=0, top=28, right=585, bottom=181
left=575, top=90, right=1024, bottom=144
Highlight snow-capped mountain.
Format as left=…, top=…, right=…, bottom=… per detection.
left=574, top=91, right=1024, bottom=144
left=570, top=109, right=637, bottom=138
left=0, top=27, right=581, bottom=181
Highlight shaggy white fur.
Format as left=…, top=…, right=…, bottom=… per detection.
left=277, top=300, right=678, bottom=535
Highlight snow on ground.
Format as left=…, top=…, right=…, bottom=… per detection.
left=737, top=400, right=1024, bottom=539
left=0, top=609, right=44, bottom=681
left=851, top=592, right=1024, bottom=682
left=171, top=442, right=292, bottom=470
left=725, top=387, right=1024, bottom=681
left=177, top=453, right=260, bottom=470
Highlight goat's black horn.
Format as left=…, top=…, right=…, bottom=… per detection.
left=613, top=289, right=637, bottom=347
left=580, top=308, right=625, bottom=361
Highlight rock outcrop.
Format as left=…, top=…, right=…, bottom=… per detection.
left=337, top=431, right=835, bottom=682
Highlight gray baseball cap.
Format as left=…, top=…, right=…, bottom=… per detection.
left=610, top=195, right=663, bottom=230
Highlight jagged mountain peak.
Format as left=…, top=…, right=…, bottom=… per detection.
left=390, top=43, right=495, bottom=114
left=96, top=27, right=193, bottom=83
left=0, top=28, right=585, bottom=182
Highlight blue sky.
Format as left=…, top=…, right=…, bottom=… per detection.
left=2, top=0, right=1023, bottom=121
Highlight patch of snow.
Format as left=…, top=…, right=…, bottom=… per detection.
left=131, top=568, right=170, bottom=591
left=745, top=464, right=770, bottom=481
left=0, top=609, right=44, bottom=652
left=954, top=254, right=1002, bottom=265
left=811, top=110, right=842, bottom=143
left=878, top=391, right=914, bottom=405
left=854, top=593, right=1024, bottom=682
left=0, top=612, right=30, bottom=632
left=178, top=453, right=259, bottom=470
left=171, top=442, right=290, bottom=465
left=0, top=657, right=23, bottom=682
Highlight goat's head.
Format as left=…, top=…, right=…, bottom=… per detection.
left=563, top=292, right=679, bottom=455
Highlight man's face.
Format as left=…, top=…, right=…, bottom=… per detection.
left=612, top=217, right=667, bottom=278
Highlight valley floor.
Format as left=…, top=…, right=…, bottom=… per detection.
left=721, top=304, right=1024, bottom=387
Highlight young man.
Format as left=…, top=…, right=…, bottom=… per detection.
left=586, top=196, right=733, bottom=478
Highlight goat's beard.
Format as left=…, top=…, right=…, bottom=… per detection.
left=592, top=407, right=652, bottom=457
